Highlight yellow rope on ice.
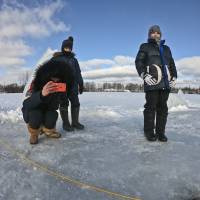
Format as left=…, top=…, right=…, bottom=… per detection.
left=0, top=138, right=141, bottom=200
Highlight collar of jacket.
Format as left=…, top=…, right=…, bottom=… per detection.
left=53, top=51, right=75, bottom=58
left=63, top=51, right=75, bottom=58
left=148, top=38, right=165, bottom=46
left=53, top=51, right=63, bottom=57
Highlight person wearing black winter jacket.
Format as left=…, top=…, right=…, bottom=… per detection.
left=55, top=36, right=84, bottom=131
left=135, top=25, right=177, bottom=142
left=22, top=57, right=74, bottom=144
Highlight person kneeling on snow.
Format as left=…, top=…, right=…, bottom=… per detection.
left=22, top=58, right=74, bottom=144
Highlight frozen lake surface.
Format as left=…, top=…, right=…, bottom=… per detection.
left=0, top=92, right=200, bottom=200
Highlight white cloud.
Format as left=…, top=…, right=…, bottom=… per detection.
left=0, top=0, right=70, bottom=84
left=0, top=39, right=31, bottom=57
left=114, top=56, right=135, bottom=66
left=0, top=47, right=58, bottom=85
left=80, top=59, right=115, bottom=70
left=176, top=56, right=200, bottom=79
left=81, top=55, right=200, bottom=84
left=4, top=49, right=200, bottom=86
left=0, top=57, right=25, bottom=67
left=0, top=67, right=32, bottom=85
left=36, top=48, right=58, bottom=66
left=0, top=0, right=70, bottom=39
left=81, top=55, right=137, bottom=81
left=0, top=39, right=32, bottom=68
left=80, top=56, right=135, bottom=71
left=83, top=65, right=137, bottom=79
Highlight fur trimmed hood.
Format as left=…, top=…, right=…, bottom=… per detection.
left=33, top=57, right=74, bottom=92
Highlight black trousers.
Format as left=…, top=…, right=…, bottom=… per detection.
left=28, top=109, right=58, bottom=129
left=144, top=90, right=169, bottom=135
left=60, top=92, right=80, bottom=109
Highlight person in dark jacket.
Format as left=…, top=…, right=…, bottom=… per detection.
left=135, top=25, right=177, bottom=142
left=22, top=57, right=74, bottom=144
left=55, top=36, right=84, bottom=131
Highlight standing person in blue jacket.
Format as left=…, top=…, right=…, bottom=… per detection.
left=55, top=36, right=84, bottom=131
left=135, top=25, right=177, bottom=142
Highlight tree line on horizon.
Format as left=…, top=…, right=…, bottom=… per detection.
left=0, top=82, right=200, bottom=94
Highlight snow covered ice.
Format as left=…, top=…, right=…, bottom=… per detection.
left=0, top=92, right=200, bottom=200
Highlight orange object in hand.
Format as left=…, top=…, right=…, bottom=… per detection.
left=54, top=83, right=67, bottom=92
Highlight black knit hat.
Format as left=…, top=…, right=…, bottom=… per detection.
left=61, top=36, right=73, bottom=52
left=148, top=25, right=162, bottom=38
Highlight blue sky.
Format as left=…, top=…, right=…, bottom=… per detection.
left=0, top=0, right=200, bottom=84
left=29, top=0, right=200, bottom=60
left=67, top=0, right=200, bottom=60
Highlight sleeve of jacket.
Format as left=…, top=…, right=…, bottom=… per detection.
left=74, top=58, right=84, bottom=86
left=168, top=47, right=177, bottom=79
left=135, top=43, right=147, bottom=77
left=23, top=91, right=43, bottom=110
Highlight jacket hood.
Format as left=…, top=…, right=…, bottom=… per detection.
left=32, top=58, right=73, bottom=92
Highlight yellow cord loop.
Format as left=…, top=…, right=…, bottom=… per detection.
left=0, top=138, right=141, bottom=200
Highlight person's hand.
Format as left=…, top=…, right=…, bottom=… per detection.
left=78, top=84, right=84, bottom=94
left=169, top=77, right=177, bottom=88
left=42, top=81, right=58, bottom=97
left=140, top=72, right=145, bottom=79
left=144, top=74, right=157, bottom=85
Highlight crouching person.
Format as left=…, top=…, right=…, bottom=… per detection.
left=22, top=58, right=73, bottom=144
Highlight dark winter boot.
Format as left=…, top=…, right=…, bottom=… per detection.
left=144, top=111, right=157, bottom=141
left=27, top=125, right=40, bottom=144
left=71, top=106, right=84, bottom=130
left=60, top=108, right=74, bottom=132
left=156, top=113, right=168, bottom=142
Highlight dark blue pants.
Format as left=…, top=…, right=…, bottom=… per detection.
left=28, top=109, right=58, bottom=129
left=60, top=92, right=80, bottom=109
left=144, top=90, right=169, bottom=134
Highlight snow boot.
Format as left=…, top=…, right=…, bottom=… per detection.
left=39, top=126, right=44, bottom=135
left=71, top=106, right=84, bottom=130
left=144, top=111, right=157, bottom=141
left=42, top=127, right=61, bottom=138
left=156, top=113, right=168, bottom=142
left=27, top=125, right=39, bottom=144
left=60, top=108, right=74, bottom=132
left=157, top=133, right=168, bottom=142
